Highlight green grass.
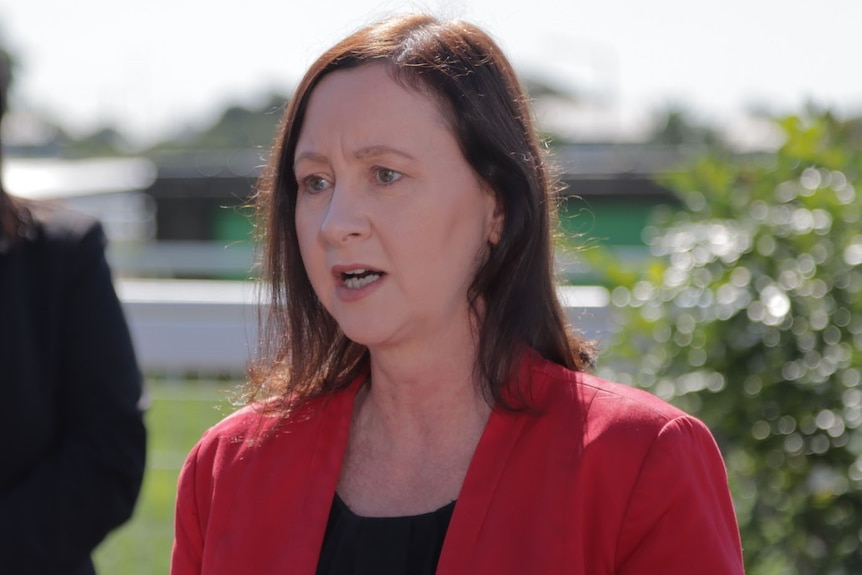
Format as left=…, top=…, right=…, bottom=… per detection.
left=93, top=379, right=238, bottom=575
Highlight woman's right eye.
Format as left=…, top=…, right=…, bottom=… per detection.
left=300, top=175, right=331, bottom=194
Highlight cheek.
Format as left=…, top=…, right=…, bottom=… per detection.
left=295, top=211, right=324, bottom=281
left=295, top=215, right=311, bottom=261
left=438, top=195, right=494, bottom=252
left=295, top=200, right=322, bottom=249
left=410, top=200, right=491, bottom=284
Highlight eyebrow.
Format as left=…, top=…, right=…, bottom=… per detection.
left=352, top=145, right=416, bottom=162
left=294, top=145, right=416, bottom=169
left=293, top=151, right=328, bottom=169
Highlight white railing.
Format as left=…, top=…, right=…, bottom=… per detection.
left=117, top=280, right=611, bottom=376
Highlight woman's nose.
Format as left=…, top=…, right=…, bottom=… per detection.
left=319, top=185, right=371, bottom=245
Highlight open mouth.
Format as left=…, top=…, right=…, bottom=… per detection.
left=341, top=268, right=385, bottom=289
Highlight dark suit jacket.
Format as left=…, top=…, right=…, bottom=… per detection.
left=0, top=202, right=147, bottom=574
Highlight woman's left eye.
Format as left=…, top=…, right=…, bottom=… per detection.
left=373, top=167, right=402, bottom=185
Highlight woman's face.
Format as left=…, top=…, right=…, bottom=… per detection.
left=294, top=64, right=502, bottom=352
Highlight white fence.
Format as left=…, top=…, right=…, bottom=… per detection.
left=117, top=280, right=612, bottom=376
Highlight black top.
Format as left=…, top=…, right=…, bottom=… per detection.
left=316, top=493, right=456, bottom=575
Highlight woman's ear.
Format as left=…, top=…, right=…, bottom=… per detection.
left=486, top=193, right=504, bottom=246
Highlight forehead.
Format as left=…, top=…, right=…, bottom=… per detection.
left=296, top=64, right=450, bottom=150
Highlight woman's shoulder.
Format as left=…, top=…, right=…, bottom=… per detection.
left=526, top=352, right=706, bottom=441
left=186, top=390, right=348, bottom=470
left=198, top=395, right=326, bottom=445
left=524, top=354, right=728, bottom=490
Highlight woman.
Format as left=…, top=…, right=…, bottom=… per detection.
left=171, top=14, right=744, bottom=575
left=0, top=54, right=147, bottom=574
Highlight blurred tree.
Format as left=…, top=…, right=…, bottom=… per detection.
left=588, top=110, right=862, bottom=575
left=146, top=93, right=287, bottom=152
left=647, top=104, right=727, bottom=150
left=64, top=126, right=128, bottom=157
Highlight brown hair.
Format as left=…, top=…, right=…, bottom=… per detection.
left=247, top=13, right=594, bottom=411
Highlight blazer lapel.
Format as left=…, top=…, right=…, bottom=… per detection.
left=435, top=405, right=528, bottom=575
left=283, top=377, right=365, bottom=574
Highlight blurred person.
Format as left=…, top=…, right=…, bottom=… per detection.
left=171, top=14, right=744, bottom=575
left=0, top=52, right=147, bottom=574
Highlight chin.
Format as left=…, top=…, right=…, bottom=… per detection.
left=337, top=324, right=391, bottom=348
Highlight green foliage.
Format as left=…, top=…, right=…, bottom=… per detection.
left=592, top=111, right=862, bottom=575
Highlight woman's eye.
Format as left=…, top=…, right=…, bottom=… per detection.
left=301, top=176, right=330, bottom=193
left=374, top=167, right=402, bottom=185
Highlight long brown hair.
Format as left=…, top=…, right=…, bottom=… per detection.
left=247, top=14, right=594, bottom=411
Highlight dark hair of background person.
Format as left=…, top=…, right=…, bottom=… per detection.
left=248, top=13, right=596, bottom=411
left=0, top=49, right=33, bottom=254
left=0, top=51, right=16, bottom=243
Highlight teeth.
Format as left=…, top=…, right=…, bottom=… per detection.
left=343, top=269, right=367, bottom=276
left=344, top=273, right=381, bottom=289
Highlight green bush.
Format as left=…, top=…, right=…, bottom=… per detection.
left=592, top=111, right=862, bottom=575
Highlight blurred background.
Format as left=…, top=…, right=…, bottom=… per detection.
left=1, top=0, right=860, bottom=573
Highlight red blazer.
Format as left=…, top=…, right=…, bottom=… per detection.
left=171, top=352, right=744, bottom=574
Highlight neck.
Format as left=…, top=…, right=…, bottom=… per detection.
left=357, top=340, right=491, bottom=450
left=337, top=329, right=493, bottom=515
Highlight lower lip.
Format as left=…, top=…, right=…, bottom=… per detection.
left=335, top=274, right=386, bottom=302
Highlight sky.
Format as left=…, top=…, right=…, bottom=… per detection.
left=1, top=0, right=860, bottom=146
